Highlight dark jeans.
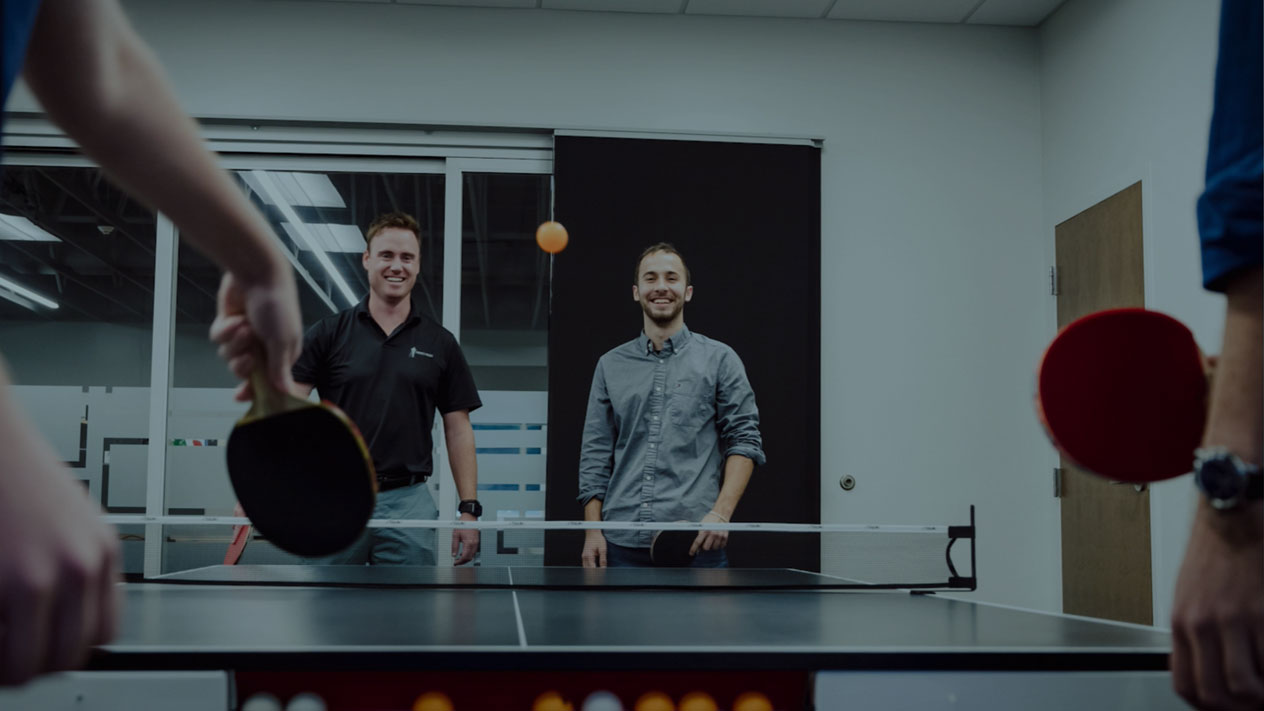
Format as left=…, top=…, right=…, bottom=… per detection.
left=605, top=540, right=729, bottom=568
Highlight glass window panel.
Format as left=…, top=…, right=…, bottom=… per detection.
left=163, top=170, right=444, bottom=572
left=0, top=165, right=156, bottom=575
left=459, top=172, right=551, bottom=566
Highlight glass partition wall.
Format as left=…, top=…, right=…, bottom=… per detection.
left=1, top=132, right=551, bottom=576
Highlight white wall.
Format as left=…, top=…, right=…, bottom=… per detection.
left=1040, top=0, right=1223, bottom=628
left=11, top=1, right=1053, bottom=608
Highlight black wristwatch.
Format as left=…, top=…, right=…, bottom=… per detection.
left=457, top=499, right=483, bottom=518
left=1193, top=447, right=1264, bottom=511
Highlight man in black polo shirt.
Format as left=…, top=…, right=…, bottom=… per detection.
left=291, top=212, right=482, bottom=565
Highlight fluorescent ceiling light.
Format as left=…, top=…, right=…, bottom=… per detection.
left=0, top=214, right=59, bottom=242
left=0, top=273, right=58, bottom=310
left=242, top=172, right=345, bottom=208
left=281, top=223, right=366, bottom=253
left=248, top=171, right=360, bottom=308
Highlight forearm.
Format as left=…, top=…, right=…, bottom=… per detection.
left=0, top=358, right=34, bottom=447
left=23, top=0, right=285, bottom=287
left=1203, top=266, right=1262, bottom=463
left=444, top=425, right=478, bottom=503
left=711, top=455, right=754, bottom=520
left=0, top=359, right=61, bottom=477
left=584, top=498, right=604, bottom=522
left=1198, top=267, right=1262, bottom=544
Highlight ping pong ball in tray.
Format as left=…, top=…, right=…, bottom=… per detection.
left=732, top=691, right=773, bottom=711
left=678, top=691, right=718, bottom=711
left=634, top=691, right=675, bottom=711
left=240, top=692, right=283, bottom=711
left=582, top=690, right=625, bottom=711
left=534, top=690, right=575, bottom=711
left=412, top=691, right=454, bottom=711
left=284, top=692, right=327, bottom=711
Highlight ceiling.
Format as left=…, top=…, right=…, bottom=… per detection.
left=0, top=166, right=551, bottom=336
left=300, top=0, right=1068, bottom=27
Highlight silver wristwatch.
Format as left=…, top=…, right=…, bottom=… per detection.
left=1193, top=447, right=1264, bottom=511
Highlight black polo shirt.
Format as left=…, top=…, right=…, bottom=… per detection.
left=292, top=297, right=482, bottom=480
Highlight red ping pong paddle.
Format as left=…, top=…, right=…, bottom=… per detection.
left=650, top=523, right=696, bottom=567
left=1035, top=308, right=1210, bottom=483
left=226, top=368, right=377, bottom=557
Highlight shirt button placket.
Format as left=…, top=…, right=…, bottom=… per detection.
left=641, top=357, right=667, bottom=524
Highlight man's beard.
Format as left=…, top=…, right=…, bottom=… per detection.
left=641, top=298, right=682, bottom=325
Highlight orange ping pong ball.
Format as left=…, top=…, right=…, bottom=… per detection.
left=412, top=691, right=454, bottom=711
left=634, top=691, right=675, bottom=711
left=731, top=692, right=772, bottom=711
left=533, top=691, right=574, bottom=711
left=679, top=692, right=717, bottom=711
left=536, top=221, right=569, bottom=254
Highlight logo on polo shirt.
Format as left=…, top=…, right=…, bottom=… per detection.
left=409, top=347, right=434, bottom=359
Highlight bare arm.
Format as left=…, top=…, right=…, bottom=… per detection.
left=1202, top=268, right=1263, bottom=463
left=23, top=0, right=284, bottom=286
left=584, top=498, right=604, bottom=522
left=712, top=455, right=755, bottom=521
left=0, top=359, right=118, bottom=685
left=1171, top=267, right=1264, bottom=709
left=25, top=0, right=302, bottom=394
left=692, top=455, right=754, bottom=554
left=442, top=410, right=478, bottom=502
left=442, top=410, right=479, bottom=565
left=581, top=498, right=607, bottom=568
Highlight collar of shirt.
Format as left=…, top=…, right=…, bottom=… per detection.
left=642, top=324, right=693, bottom=357
left=354, top=295, right=423, bottom=329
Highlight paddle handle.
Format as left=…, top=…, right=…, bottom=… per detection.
left=248, top=365, right=295, bottom=416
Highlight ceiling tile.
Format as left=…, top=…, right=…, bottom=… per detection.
left=966, top=0, right=1066, bottom=26
left=543, top=0, right=683, bottom=13
left=687, top=0, right=833, bottom=20
left=827, top=0, right=979, bottom=24
left=395, top=0, right=537, bottom=8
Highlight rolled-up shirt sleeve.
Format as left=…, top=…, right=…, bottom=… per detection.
left=577, top=360, right=616, bottom=506
left=714, top=348, right=766, bottom=467
left=1196, top=0, right=1263, bottom=292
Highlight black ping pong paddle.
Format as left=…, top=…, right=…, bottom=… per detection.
left=226, top=368, right=377, bottom=557
left=650, top=523, right=696, bottom=567
left=1035, top=308, right=1210, bottom=483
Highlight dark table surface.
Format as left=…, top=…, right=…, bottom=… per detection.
left=93, top=565, right=1172, bottom=672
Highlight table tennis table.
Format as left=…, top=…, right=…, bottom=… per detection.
left=0, top=564, right=1189, bottom=710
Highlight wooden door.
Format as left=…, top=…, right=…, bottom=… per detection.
left=1055, top=181, right=1153, bottom=625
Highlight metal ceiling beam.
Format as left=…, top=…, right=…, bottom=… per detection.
left=34, top=170, right=218, bottom=311
left=1, top=241, right=136, bottom=321
left=0, top=194, right=198, bottom=322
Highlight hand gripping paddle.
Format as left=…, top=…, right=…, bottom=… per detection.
left=226, top=369, right=377, bottom=557
left=1036, top=308, right=1210, bottom=483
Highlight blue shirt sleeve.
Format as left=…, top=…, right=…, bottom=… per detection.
left=577, top=359, right=615, bottom=506
left=1196, top=0, right=1263, bottom=292
left=2, top=1, right=44, bottom=126
left=714, top=347, right=766, bottom=467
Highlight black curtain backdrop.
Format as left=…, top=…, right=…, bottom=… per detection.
left=544, top=137, right=821, bottom=570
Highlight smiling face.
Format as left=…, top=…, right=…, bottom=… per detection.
left=633, top=250, right=692, bottom=327
left=362, top=227, right=419, bottom=304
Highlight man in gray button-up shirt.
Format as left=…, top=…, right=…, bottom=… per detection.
left=578, top=243, right=766, bottom=567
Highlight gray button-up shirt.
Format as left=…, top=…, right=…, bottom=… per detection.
left=578, top=326, right=766, bottom=548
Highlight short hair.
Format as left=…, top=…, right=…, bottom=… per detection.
left=364, top=212, right=422, bottom=250
left=634, top=242, right=691, bottom=285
